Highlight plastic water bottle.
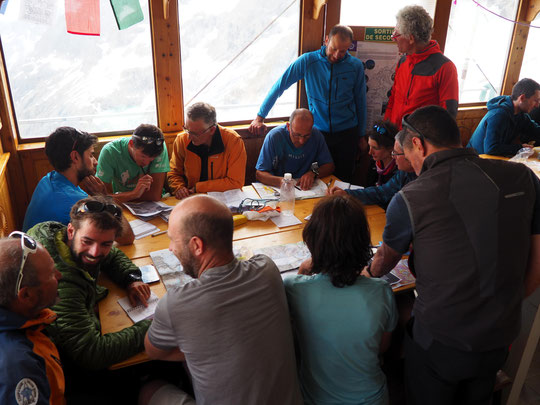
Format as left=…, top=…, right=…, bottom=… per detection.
left=279, top=173, right=295, bottom=216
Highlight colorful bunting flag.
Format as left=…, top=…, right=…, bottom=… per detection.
left=110, top=0, right=144, bottom=30
left=0, top=0, right=9, bottom=15
left=65, top=0, right=100, bottom=36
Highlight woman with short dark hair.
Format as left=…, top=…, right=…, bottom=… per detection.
left=284, top=195, right=398, bottom=405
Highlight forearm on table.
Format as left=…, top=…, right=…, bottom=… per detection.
left=256, top=170, right=282, bottom=188
left=370, top=242, right=403, bottom=277
left=318, top=162, right=335, bottom=178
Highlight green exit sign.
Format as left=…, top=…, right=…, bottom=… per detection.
left=364, top=27, right=394, bottom=43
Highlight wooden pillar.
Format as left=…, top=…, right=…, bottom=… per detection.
left=149, top=0, right=184, bottom=133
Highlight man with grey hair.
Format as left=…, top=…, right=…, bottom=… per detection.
left=250, top=24, right=367, bottom=183
left=385, top=5, right=458, bottom=127
left=0, top=235, right=64, bottom=404
left=140, top=195, right=303, bottom=405
left=366, top=105, right=540, bottom=404
left=255, top=108, right=335, bottom=190
left=168, top=102, right=247, bottom=199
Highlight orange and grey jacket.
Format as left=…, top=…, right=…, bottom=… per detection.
left=0, top=307, right=65, bottom=405
left=168, top=125, right=247, bottom=193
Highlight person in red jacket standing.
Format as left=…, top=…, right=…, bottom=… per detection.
left=385, top=5, right=459, bottom=128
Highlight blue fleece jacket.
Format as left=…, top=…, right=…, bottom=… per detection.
left=258, top=46, right=367, bottom=136
left=467, top=95, right=540, bottom=156
left=346, top=170, right=417, bottom=210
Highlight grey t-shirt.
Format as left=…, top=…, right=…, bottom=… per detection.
left=147, top=255, right=303, bottom=405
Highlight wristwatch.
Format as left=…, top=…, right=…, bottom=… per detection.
left=311, top=162, right=319, bottom=178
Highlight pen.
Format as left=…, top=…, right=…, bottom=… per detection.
left=294, top=185, right=302, bottom=191
left=151, top=230, right=167, bottom=237
left=326, top=180, right=332, bottom=188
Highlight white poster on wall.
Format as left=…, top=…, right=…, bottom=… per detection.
left=351, top=41, right=401, bottom=129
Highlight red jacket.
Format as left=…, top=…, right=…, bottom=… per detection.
left=384, top=41, right=458, bottom=127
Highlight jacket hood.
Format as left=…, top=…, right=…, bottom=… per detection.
left=0, top=307, right=57, bottom=333
left=487, top=95, right=514, bottom=113
left=408, top=40, right=441, bottom=63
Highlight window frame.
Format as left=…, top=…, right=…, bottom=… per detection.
left=1, top=0, right=539, bottom=146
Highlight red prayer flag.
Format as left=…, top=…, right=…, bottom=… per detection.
left=65, top=0, right=100, bottom=36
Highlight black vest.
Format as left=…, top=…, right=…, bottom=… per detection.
left=401, top=148, right=536, bottom=351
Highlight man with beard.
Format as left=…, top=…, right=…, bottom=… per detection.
left=0, top=235, right=64, bottom=405
left=467, top=78, right=540, bottom=156
left=27, top=196, right=151, bottom=401
left=139, top=195, right=303, bottom=405
left=23, top=127, right=134, bottom=244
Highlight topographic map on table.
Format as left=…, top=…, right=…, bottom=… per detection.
left=150, top=249, right=194, bottom=290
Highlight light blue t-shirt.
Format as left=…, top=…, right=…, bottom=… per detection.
left=255, top=124, right=333, bottom=178
left=96, top=138, right=170, bottom=193
left=23, top=171, right=88, bottom=231
left=284, top=273, right=398, bottom=405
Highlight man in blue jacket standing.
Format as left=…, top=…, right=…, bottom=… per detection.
left=249, top=25, right=366, bottom=182
left=468, top=78, right=540, bottom=156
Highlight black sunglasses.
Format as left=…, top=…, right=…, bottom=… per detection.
left=133, top=134, right=164, bottom=146
left=402, top=114, right=426, bottom=143
left=9, top=231, right=38, bottom=294
left=77, top=201, right=122, bottom=218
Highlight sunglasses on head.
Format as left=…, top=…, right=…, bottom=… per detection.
left=77, top=201, right=122, bottom=218
left=373, top=124, right=387, bottom=135
left=9, top=231, right=38, bottom=295
left=402, top=114, right=427, bottom=143
left=133, top=134, right=164, bottom=146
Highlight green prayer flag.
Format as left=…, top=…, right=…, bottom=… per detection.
left=109, top=0, right=144, bottom=30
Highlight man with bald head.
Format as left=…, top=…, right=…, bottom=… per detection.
left=141, top=195, right=303, bottom=405
left=0, top=235, right=64, bottom=404
left=256, top=108, right=334, bottom=190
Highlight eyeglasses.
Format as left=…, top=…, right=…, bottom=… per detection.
left=373, top=125, right=387, bottom=135
left=391, top=29, right=401, bottom=40
left=132, top=134, right=164, bottom=146
left=291, top=131, right=311, bottom=140
left=183, top=124, right=215, bottom=138
left=77, top=201, right=122, bottom=218
left=9, top=231, right=38, bottom=295
left=391, top=150, right=405, bottom=157
left=402, top=114, right=426, bottom=144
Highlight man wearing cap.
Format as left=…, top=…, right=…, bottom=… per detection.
left=97, top=124, right=170, bottom=203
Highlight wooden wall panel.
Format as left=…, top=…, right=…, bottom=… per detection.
left=0, top=153, right=16, bottom=236
left=456, top=107, right=487, bottom=146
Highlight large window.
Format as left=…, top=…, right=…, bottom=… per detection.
left=339, top=0, right=436, bottom=27
left=520, top=13, right=540, bottom=82
left=178, top=0, right=299, bottom=123
left=445, top=0, right=519, bottom=103
left=0, top=0, right=156, bottom=140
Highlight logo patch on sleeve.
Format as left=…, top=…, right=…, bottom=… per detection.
left=15, top=378, right=39, bottom=405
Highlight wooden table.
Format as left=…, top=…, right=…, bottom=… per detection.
left=100, top=177, right=392, bottom=369
left=119, top=178, right=386, bottom=260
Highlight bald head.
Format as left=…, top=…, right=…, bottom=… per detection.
left=0, top=239, right=41, bottom=308
left=170, top=195, right=234, bottom=254
left=289, top=108, right=313, bottom=126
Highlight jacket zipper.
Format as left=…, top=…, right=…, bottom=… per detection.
left=211, top=162, right=214, bottom=180
left=328, top=64, right=333, bottom=133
